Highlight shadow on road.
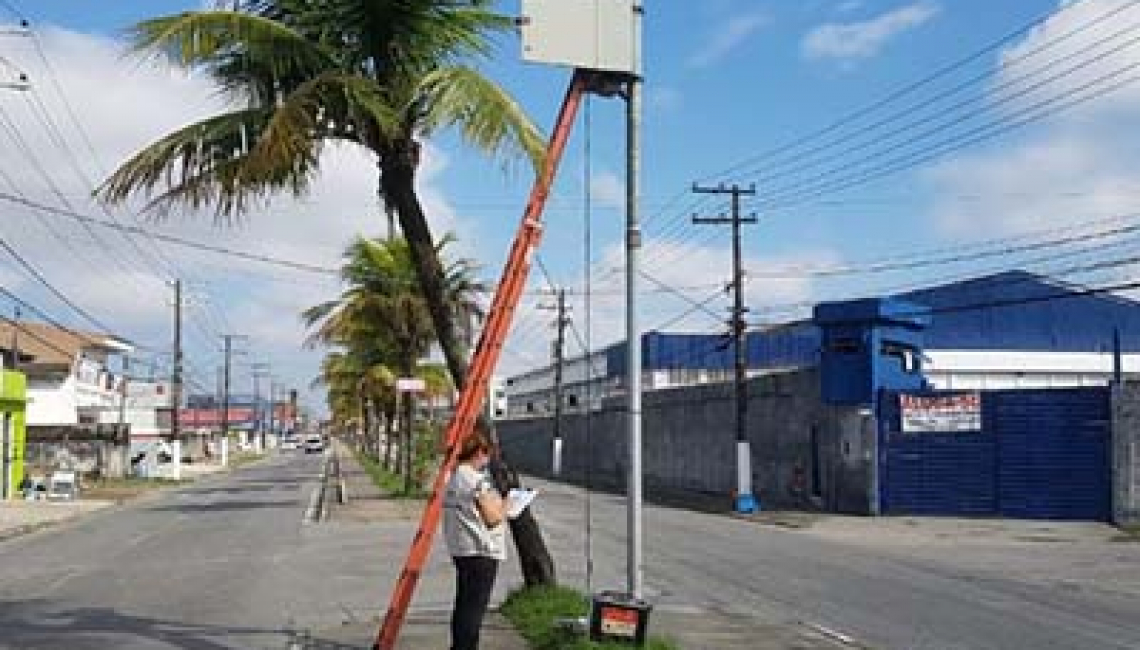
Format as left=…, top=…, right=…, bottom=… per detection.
left=145, top=500, right=300, bottom=514
left=0, top=599, right=361, bottom=649
left=180, top=484, right=293, bottom=496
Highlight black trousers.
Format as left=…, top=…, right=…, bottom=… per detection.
left=451, top=555, right=499, bottom=650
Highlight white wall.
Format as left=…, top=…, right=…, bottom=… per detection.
left=924, top=350, right=1140, bottom=390
left=27, top=375, right=137, bottom=427
left=27, top=377, right=78, bottom=425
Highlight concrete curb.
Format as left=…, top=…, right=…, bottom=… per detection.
left=304, top=454, right=330, bottom=525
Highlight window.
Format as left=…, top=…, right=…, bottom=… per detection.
left=829, top=337, right=862, bottom=354
left=881, top=340, right=921, bottom=374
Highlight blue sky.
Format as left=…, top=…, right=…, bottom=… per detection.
left=3, top=0, right=1139, bottom=413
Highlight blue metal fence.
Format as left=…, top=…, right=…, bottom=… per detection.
left=880, top=387, right=1111, bottom=521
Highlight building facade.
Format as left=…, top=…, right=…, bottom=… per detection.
left=1, top=369, right=27, bottom=498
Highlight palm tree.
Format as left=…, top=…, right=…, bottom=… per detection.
left=307, top=236, right=466, bottom=492
left=102, top=0, right=554, bottom=587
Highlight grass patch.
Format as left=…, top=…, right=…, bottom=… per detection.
left=229, top=451, right=266, bottom=468
left=501, top=585, right=677, bottom=650
left=353, top=448, right=428, bottom=498
left=1112, top=523, right=1140, bottom=542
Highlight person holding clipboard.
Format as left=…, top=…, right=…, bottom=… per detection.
left=443, top=425, right=536, bottom=650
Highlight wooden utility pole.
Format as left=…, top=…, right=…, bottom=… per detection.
left=692, top=183, right=758, bottom=514
left=171, top=279, right=182, bottom=442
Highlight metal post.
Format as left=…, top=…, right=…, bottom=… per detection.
left=626, top=1, right=644, bottom=601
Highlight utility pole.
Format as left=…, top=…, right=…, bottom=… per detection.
left=539, top=288, right=570, bottom=476
left=692, top=183, right=758, bottom=514
left=171, top=279, right=183, bottom=442
left=117, top=356, right=130, bottom=438
left=10, top=304, right=19, bottom=370
left=268, top=378, right=275, bottom=438
left=220, top=335, right=246, bottom=449
left=251, top=362, right=270, bottom=446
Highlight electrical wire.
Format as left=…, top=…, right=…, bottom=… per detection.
left=698, top=0, right=1116, bottom=184
left=754, top=56, right=1140, bottom=211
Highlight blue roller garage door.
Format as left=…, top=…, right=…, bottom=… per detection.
left=880, top=388, right=1111, bottom=521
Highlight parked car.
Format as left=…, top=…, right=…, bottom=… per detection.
left=280, top=437, right=298, bottom=451
left=303, top=435, right=325, bottom=454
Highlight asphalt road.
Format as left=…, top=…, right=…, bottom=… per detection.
left=526, top=477, right=1140, bottom=650
left=4, top=451, right=1138, bottom=650
left=0, top=452, right=357, bottom=649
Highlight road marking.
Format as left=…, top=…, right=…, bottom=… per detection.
left=803, top=621, right=859, bottom=646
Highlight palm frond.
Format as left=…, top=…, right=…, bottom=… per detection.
left=416, top=66, right=546, bottom=172
left=127, top=10, right=335, bottom=85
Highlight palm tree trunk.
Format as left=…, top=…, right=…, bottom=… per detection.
left=362, top=396, right=374, bottom=458
left=382, top=154, right=556, bottom=587
left=382, top=403, right=396, bottom=472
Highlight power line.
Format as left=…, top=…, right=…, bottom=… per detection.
left=746, top=215, right=1140, bottom=279
left=0, top=190, right=340, bottom=274
left=630, top=0, right=1136, bottom=269
left=728, top=2, right=1140, bottom=187
left=0, top=237, right=116, bottom=334
left=699, top=0, right=1113, bottom=185
left=753, top=53, right=1140, bottom=211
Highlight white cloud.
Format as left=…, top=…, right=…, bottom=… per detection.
left=925, top=0, right=1140, bottom=236
left=991, top=0, right=1140, bottom=119
left=803, top=1, right=941, bottom=63
left=687, top=12, right=768, bottom=69
left=837, top=0, right=865, bottom=13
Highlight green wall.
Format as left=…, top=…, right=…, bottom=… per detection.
left=1, top=370, right=27, bottom=498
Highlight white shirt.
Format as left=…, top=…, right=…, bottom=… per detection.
left=443, top=464, right=507, bottom=561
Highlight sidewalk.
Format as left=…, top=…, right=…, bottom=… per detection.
left=324, top=441, right=528, bottom=649
left=0, top=499, right=113, bottom=542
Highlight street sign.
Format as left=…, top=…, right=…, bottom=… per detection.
left=395, top=378, right=426, bottom=393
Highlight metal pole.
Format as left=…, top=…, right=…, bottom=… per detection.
left=626, top=0, right=644, bottom=601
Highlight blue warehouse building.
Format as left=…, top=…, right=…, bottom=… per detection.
left=505, top=271, right=1140, bottom=419
left=499, top=271, right=1140, bottom=523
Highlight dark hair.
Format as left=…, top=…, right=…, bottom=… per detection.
left=457, top=430, right=492, bottom=462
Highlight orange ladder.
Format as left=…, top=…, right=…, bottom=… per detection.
left=374, top=69, right=594, bottom=650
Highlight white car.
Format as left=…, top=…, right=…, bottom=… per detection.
left=303, top=436, right=325, bottom=454
left=280, top=438, right=298, bottom=451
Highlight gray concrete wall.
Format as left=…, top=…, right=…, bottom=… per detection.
left=1112, top=383, right=1140, bottom=525
left=498, top=369, right=871, bottom=512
